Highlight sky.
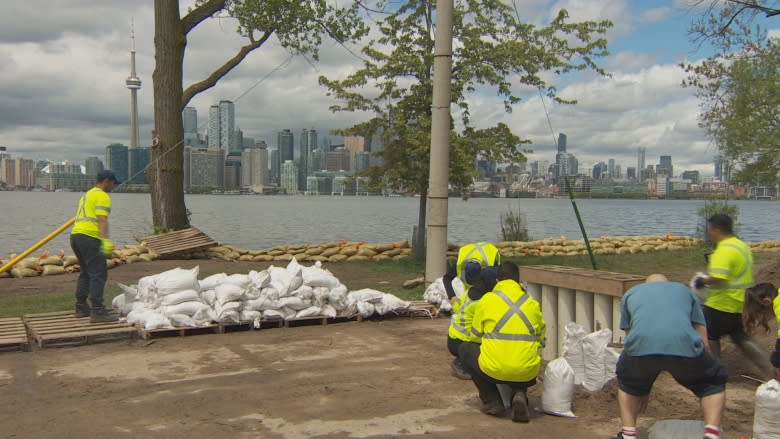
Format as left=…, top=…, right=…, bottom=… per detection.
left=0, top=0, right=777, bottom=176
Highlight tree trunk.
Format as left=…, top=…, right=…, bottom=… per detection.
left=412, top=192, right=427, bottom=261
left=150, top=0, right=188, bottom=231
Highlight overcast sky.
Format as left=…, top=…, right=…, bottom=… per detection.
left=0, top=0, right=777, bottom=176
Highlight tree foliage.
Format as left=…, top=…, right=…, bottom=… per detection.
left=149, top=0, right=367, bottom=230
left=682, top=0, right=779, bottom=185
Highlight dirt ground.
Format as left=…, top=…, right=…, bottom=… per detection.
left=0, top=258, right=775, bottom=438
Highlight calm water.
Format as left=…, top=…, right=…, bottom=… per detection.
left=1, top=192, right=777, bottom=255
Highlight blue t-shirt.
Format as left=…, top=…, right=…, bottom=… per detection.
left=620, top=281, right=706, bottom=358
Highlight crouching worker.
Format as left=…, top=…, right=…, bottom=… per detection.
left=444, top=242, right=501, bottom=380
left=742, top=283, right=780, bottom=379
left=615, top=274, right=728, bottom=439
left=459, top=261, right=545, bottom=423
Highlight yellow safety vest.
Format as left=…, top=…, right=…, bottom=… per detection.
left=448, top=294, right=481, bottom=343
left=472, top=279, right=545, bottom=383
left=456, top=242, right=500, bottom=290
left=774, top=293, right=780, bottom=338
left=706, top=236, right=753, bottom=313
left=71, top=187, right=112, bottom=240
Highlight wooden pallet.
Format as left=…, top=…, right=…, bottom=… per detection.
left=139, top=227, right=218, bottom=257
left=136, top=323, right=219, bottom=340
left=23, top=311, right=136, bottom=348
left=284, top=316, right=331, bottom=327
left=0, top=317, right=30, bottom=352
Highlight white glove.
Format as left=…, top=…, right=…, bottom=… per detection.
left=690, top=272, right=707, bottom=292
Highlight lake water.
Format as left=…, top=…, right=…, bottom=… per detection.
left=1, top=192, right=777, bottom=255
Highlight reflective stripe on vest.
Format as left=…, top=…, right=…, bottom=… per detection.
left=75, top=194, right=98, bottom=223
left=459, top=242, right=497, bottom=284
left=451, top=296, right=473, bottom=337
left=710, top=242, right=753, bottom=290
left=483, top=290, right=537, bottom=342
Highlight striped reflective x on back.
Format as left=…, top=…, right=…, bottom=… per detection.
left=463, top=242, right=490, bottom=265
left=483, top=290, right=537, bottom=342
left=710, top=241, right=753, bottom=290
left=75, top=193, right=97, bottom=223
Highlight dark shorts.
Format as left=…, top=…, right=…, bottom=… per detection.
left=616, top=351, right=728, bottom=398
left=703, top=306, right=748, bottom=341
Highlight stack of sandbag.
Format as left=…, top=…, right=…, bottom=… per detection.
left=423, top=276, right=465, bottom=312
left=561, top=322, right=621, bottom=392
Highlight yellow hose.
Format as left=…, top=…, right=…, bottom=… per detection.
left=0, top=217, right=76, bottom=274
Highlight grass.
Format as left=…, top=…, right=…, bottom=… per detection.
left=0, top=285, right=121, bottom=318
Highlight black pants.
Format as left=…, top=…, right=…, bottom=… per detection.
left=458, top=342, right=536, bottom=405
left=447, top=336, right=462, bottom=357
left=70, top=234, right=107, bottom=308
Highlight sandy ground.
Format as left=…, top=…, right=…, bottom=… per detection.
left=0, top=317, right=763, bottom=439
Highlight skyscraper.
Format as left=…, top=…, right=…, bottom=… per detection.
left=126, top=23, right=141, bottom=149
left=344, top=135, right=366, bottom=171
left=208, top=105, right=220, bottom=148
left=281, top=160, right=298, bottom=194
left=182, top=107, right=198, bottom=145
left=13, top=158, right=36, bottom=188
left=326, top=147, right=351, bottom=172
left=608, top=158, right=615, bottom=177
left=658, top=155, right=673, bottom=177
left=592, top=161, right=608, bottom=179
left=105, top=143, right=129, bottom=183
left=84, top=156, right=104, bottom=177
left=186, top=147, right=224, bottom=188
left=128, top=147, right=151, bottom=184
left=278, top=129, right=294, bottom=162
left=557, top=133, right=567, bottom=153
left=637, top=147, right=646, bottom=180
left=299, top=128, right=316, bottom=190
left=241, top=144, right=269, bottom=187
left=626, top=166, right=637, bottom=180
left=270, top=148, right=280, bottom=184
left=0, top=157, right=15, bottom=185
left=219, top=100, right=236, bottom=153
left=224, top=153, right=242, bottom=189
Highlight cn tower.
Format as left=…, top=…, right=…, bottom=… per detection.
left=126, top=21, right=141, bottom=148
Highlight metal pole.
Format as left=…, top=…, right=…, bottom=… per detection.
left=425, top=0, right=454, bottom=282
left=564, top=175, right=597, bottom=270
left=0, top=217, right=76, bottom=273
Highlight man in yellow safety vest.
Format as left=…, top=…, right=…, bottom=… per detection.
left=70, top=170, right=118, bottom=322
left=459, top=261, right=545, bottom=423
left=443, top=242, right=501, bottom=379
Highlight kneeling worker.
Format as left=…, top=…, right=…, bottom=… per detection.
left=459, top=261, right=545, bottom=423
left=615, top=274, right=728, bottom=439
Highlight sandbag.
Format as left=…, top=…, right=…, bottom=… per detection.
left=168, top=313, right=197, bottom=328
left=290, top=285, right=314, bottom=300
left=279, top=296, right=310, bottom=311
left=199, top=273, right=227, bottom=291
left=215, top=300, right=242, bottom=317
left=604, top=346, right=621, bottom=383
left=754, top=379, right=780, bottom=438
left=162, top=301, right=209, bottom=317
left=302, top=265, right=339, bottom=289
left=117, top=283, right=139, bottom=301
left=244, top=297, right=281, bottom=311
left=285, top=259, right=304, bottom=292
left=218, top=310, right=240, bottom=323
left=374, top=293, right=410, bottom=315
left=201, top=289, right=217, bottom=306
left=263, top=309, right=285, bottom=319
left=160, top=289, right=200, bottom=306
left=221, top=273, right=251, bottom=288
left=562, top=323, right=588, bottom=385
left=15, top=257, right=40, bottom=270
left=296, top=306, right=323, bottom=318
left=41, top=265, right=66, bottom=276
left=348, top=289, right=385, bottom=304
left=321, top=304, right=337, bottom=318
left=11, top=268, right=38, bottom=278
left=39, top=256, right=63, bottom=266
left=248, top=270, right=270, bottom=289
left=356, top=301, right=375, bottom=318
left=215, top=283, right=245, bottom=305
left=144, top=313, right=172, bottom=330
left=63, top=255, right=79, bottom=267
left=156, top=266, right=200, bottom=295
left=541, top=358, right=576, bottom=418
left=582, top=328, right=613, bottom=392
left=240, top=310, right=262, bottom=322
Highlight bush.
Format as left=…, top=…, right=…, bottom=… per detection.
left=500, top=206, right=530, bottom=242
left=697, top=200, right=739, bottom=244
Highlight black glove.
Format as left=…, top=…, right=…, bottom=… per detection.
left=694, top=277, right=705, bottom=290
left=772, top=340, right=780, bottom=368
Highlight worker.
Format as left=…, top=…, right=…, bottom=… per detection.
left=70, top=170, right=118, bottom=322
left=614, top=274, right=728, bottom=439
left=443, top=242, right=501, bottom=380
left=742, top=283, right=780, bottom=379
left=693, top=213, right=771, bottom=376
left=459, top=261, right=545, bottom=423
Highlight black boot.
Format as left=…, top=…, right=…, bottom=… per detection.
left=74, top=302, right=91, bottom=318
left=90, top=306, right=118, bottom=323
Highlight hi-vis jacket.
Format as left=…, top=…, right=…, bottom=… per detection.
left=706, top=236, right=753, bottom=313
left=71, top=187, right=111, bottom=240
left=456, top=242, right=500, bottom=290
left=472, top=279, right=545, bottom=382
left=449, top=294, right=480, bottom=343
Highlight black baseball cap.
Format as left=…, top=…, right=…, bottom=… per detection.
left=97, top=170, right=119, bottom=184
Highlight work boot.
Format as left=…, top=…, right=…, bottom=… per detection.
left=479, top=400, right=505, bottom=417
left=450, top=358, right=472, bottom=380
left=90, top=307, right=118, bottom=323
left=511, top=391, right=530, bottom=423
left=74, top=303, right=91, bottom=318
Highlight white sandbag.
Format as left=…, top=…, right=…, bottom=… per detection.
left=321, top=304, right=337, bottom=319
left=248, top=270, right=270, bottom=289
left=356, top=301, right=375, bottom=318
left=218, top=310, right=240, bottom=323
left=221, top=273, right=251, bottom=288
left=348, top=289, right=385, bottom=304
left=261, top=287, right=280, bottom=300
left=112, top=293, right=127, bottom=312
left=604, top=346, right=621, bottom=383
left=754, top=379, right=780, bottom=438
left=296, top=306, right=323, bottom=318
left=562, top=323, right=588, bottom=385
left=117, top=283, right=139, bottom=301
left=244, top=297, right=281, bottom=311
left=201, top=289, right=217, bottom=306
left=285, top=258, right=304, bottom=291
left=541, top=358, right=576, bottom=418
left=290, top=285, right=314, bottom=300
left=126, top=308, right=155, bottom=325
left=279, top=296, right=310, bottom=311
left=215, top=283, right=245, bottom=305
left=144, top=312, right=172, bottom=330
left=583, top=328, right=613, bottom=392
left=199, top=273, right=227, bottom=291
left=375, top=293, right=411, bottom=315
left=215, top=300, right=242, bottom=317
left=240, top=310, right=262, bottom=322
left=244, top=287, right=263, bottom=300
left=327, top=284, right=348, bottom=303
left=279, top=306, right=297, bottom=319
left=263, top=309, right=285, bottom=319
left=168, top=313, right=197, bottom=328
left=192, top=307, right=216, bottom=326
left=153, top=267, right=200, bottom=296
left=423, top=278, right=447, bottom=305
left=269, top=266, right=293, bottom=296
left=160, top=289, right=200, bottom=306
left=162, top=301, right=210, bottom=317
left=302, top=266, right=339, bottom=289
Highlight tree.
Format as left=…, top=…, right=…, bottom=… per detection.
left=149, top=0, right=367, bottom=230
left=319, top=0, right=611, bottom=257
left=683, top=0, right=779, bottom=184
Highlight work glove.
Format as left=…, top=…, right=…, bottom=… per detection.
left=101, top=239, right=114, bottom=257
left=694, top=277, right=706, bottom=290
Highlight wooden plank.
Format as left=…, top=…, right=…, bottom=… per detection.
left=24, top=313, right=135, bottom=348
left=521, top=265, right=644, bottom=297
left=136, top=324, right=219, bottom=340
left=36, top=327, right=135, bottom=348
left=284, top=316, right=329, bottom=327
left=140, top=227, right=218, bottom=257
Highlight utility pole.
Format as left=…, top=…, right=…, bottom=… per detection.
left=425, top=0, right=454, bottom=282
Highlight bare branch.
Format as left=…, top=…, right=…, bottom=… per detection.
left=182, top=0, right=227, bottom=35
left=181, top=29, right=275, bottom=108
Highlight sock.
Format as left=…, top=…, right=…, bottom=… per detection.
left=704, top=424, right=721, bottom=439
left=621, top=427, right=637, bottom=437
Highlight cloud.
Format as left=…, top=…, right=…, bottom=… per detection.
left=639, top=6, right=673, bottom=24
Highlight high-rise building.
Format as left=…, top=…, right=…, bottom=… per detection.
left=615, top=165, right=622, bottom=179
left=626, top=166, right=637, bottom=180
left=592, top=162, right=608, bottom=179
left=183, top=107, right=198, bottom=146
left=11, top=158, right=35, bottom=188
left=299, top=128, right=317, bottom=190
left=557, top=133, right=567, bottom=153
left=714, top=158, right=723, bottom=180
left=309, top=149, right=326, bottom=174
left=658, top=155, right=673, bottom=177
left=477, top=159, right=497, bottom=178
left=85, top=156, right=104, bottom=177
left=608, top=158, right=615, bottom=177
left=208, top=105, right=220, bottom=148
left=235, top=128, right=244, bottom=154
left=354, top=151, right=371, bottom=172
left=224, top=153, right=242, bottom=189
left=682, top=170, right=701, bottom=184
left=637, top=147, right=646, bottom=180
left=270, top=148, right=280, bottom=184
left=555, top=152, right=578, bottom=178
left=219, top=100, right=236, bottom=153
left=280, top=160, right=298, bottom=194
left=105, top=143, right=129, bottom=183
left=344, top=135, right=365, bottom=171
left=241, top=144, right=269, bottom=187
left=0, top=157, right=15, bottom=185
left=278, top=129, right=294, bottom=162
left=186, top=147, right=224, bottom=188
left=128, top=147, right=151, bottom=184
left=326, top=147, right=351, bottom=172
